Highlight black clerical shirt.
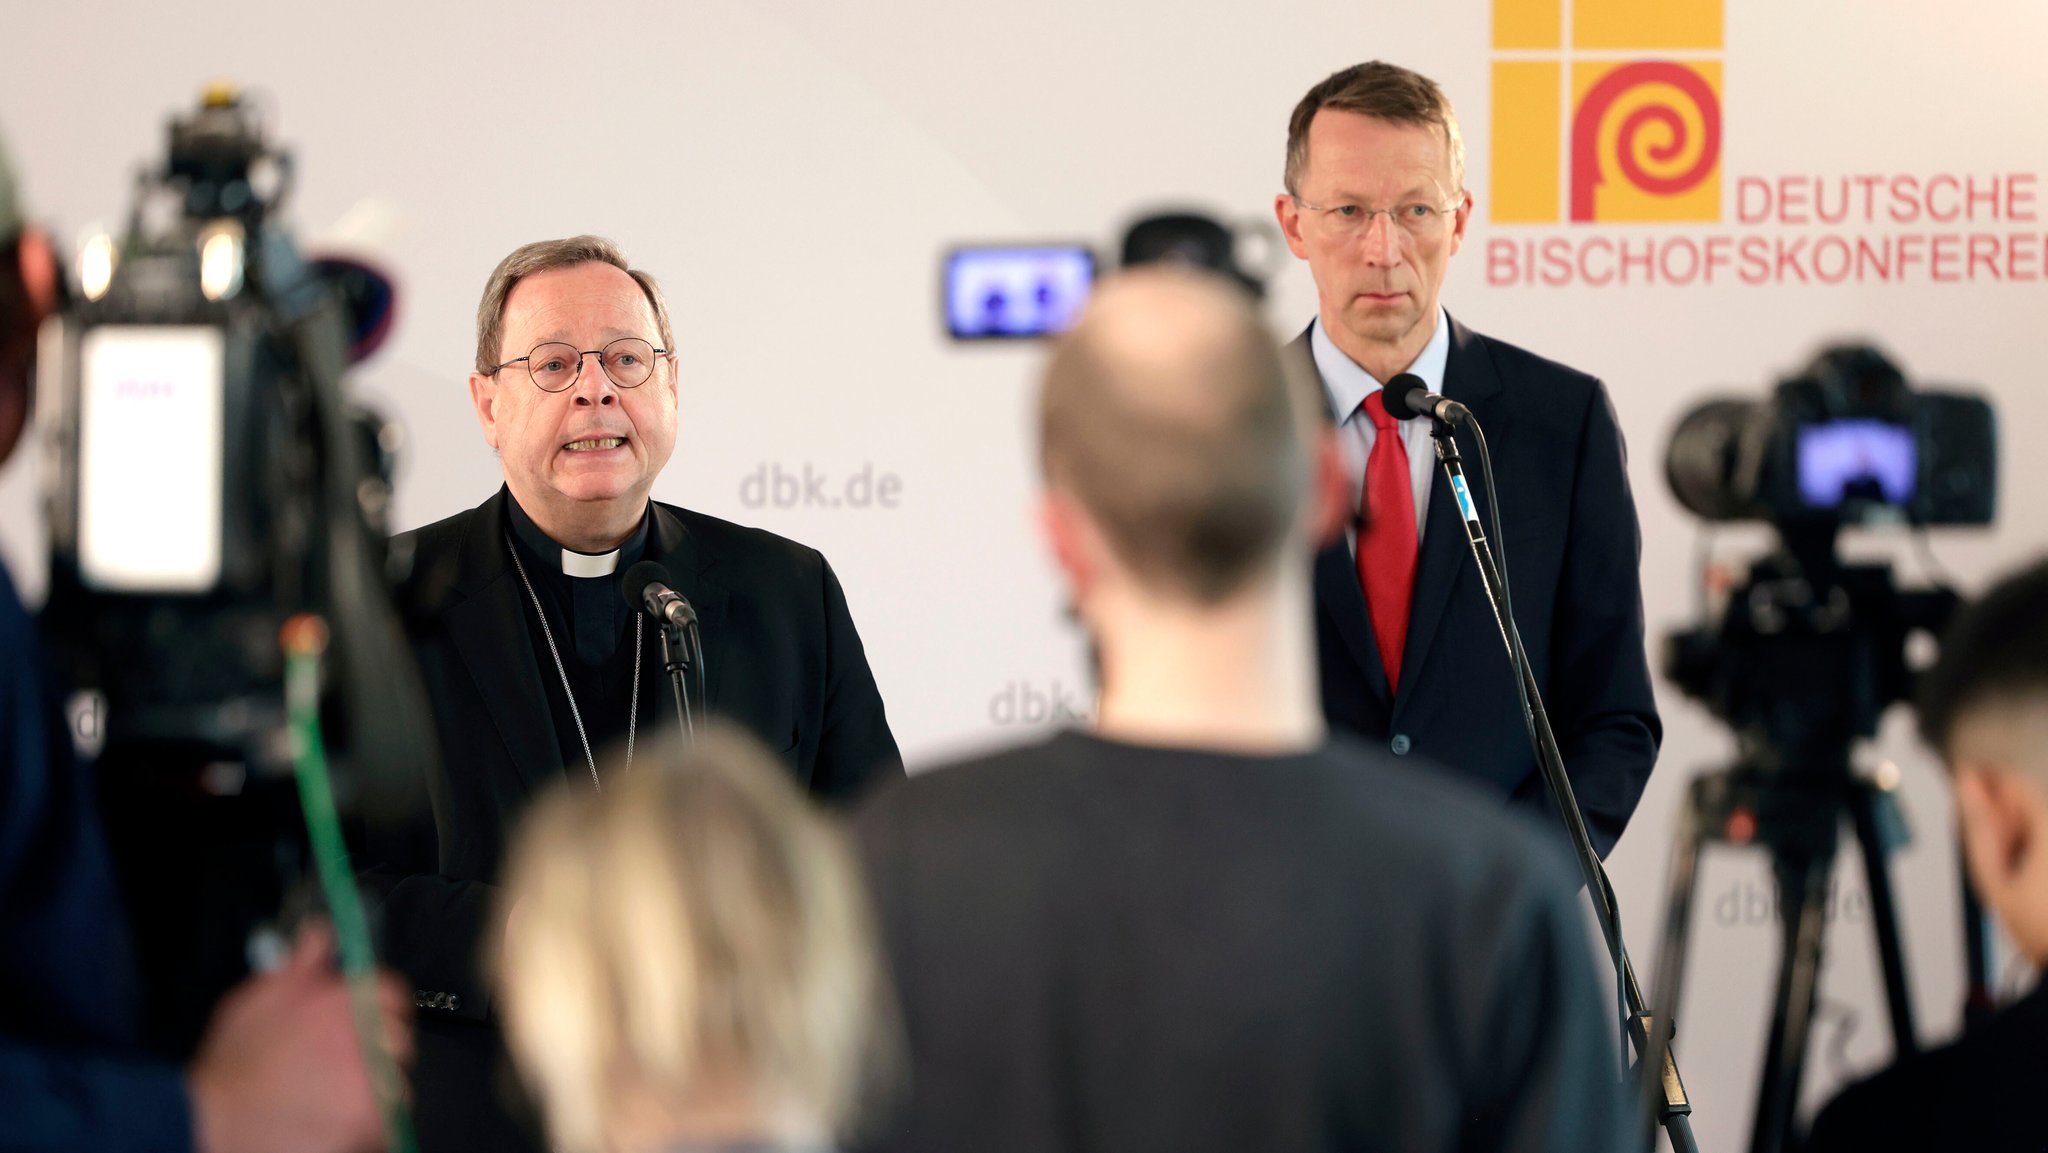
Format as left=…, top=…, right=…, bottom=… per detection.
left=503, top=493, right=665, bottom=781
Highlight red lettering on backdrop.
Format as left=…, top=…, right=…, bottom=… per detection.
left=1926, top=175, right=1962, bottom=223
left=1737, top=177, right=1773, bottom=223
left=1965, top=176, right=2000, bottom=220
left=1813, top=236, right=1851, bottom=283
left=1775, top=236, right=1810, bottom=282
left=1968, top=234, right=2001, bottom=280
left=1779, top=176, right=1810, bottom=225
left=1890, top=176, right=1922, bottom=224
left=1854, top=175, right=1884, bottom=222
left=1931, top=234, right=1961, bottom=281
left=1705, top=235, right=1733, bottom=283
left=1896, top=234, right=1926, bottom=278
left=1619, top=238, right=1656, bottom=284
left=1542, top=237, right=1574, bottom=286
left=2009, top=174, right=2038, bottom=223
left=1661, top=237, right=1702, bottom=285
left=1740, top=236, right=1772, bottom=284
left=1581, top=237, right=1615, bottom=286
left=1486, top=238, right=1521, bottom=286
left=2010, top=234, right=2041, bottom=281
left=1855, top=236, right=1892, bottom=281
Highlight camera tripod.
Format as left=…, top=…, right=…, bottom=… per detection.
left=1651, top=538, right=1960, bottom=1153
left=1645, top=757, right=1916, bottom=1153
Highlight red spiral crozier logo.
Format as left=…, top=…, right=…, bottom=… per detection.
left=1569, top=61, right=1722, bottom=222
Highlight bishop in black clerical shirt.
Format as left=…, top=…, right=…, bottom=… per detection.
left=366, top=238, right=901, bottom=1153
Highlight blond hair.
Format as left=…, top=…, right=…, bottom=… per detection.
left=495, top=724, right=891, bottom=1153
left=473, top=234, right=677, bottom=373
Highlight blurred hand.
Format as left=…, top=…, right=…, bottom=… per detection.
left=187, top=925, right=415, bottom=1153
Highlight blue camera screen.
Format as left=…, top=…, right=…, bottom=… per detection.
left=945, top=246, right=1094, bottom=339
left=1797, top=419, right=1916, bottom=508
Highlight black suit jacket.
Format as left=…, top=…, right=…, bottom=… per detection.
left=367, top=489, right=901, bottom=1153
left=1297, top=316, right=1660, bottom=856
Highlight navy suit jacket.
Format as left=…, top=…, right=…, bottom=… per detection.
left=367, top=489, right=903, bottom=1153
left=1298, top=315, right=1660, bottom=856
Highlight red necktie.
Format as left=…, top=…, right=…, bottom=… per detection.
left=1357, top=391, right=1418, bottom=692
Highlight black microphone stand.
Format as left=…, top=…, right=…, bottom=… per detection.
left=1425, top=416, right=1696, bottom=1153
left=658, top=620, right=695, bottom=741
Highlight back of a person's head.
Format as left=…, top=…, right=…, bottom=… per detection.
left=1918, top=556, right=2048, bottom=765
left=495, top=723, right=890, bottom=1153
left=1038, top=266, right=1315, bottom=604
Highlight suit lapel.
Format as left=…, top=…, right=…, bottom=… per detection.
left=442, top=491, right=565, bottom=796
left=1392, top=315, right=1509, bottom=713
left=645, top=504, right=732, bottom=712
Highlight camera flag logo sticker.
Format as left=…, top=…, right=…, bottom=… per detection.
left=1490, top=0, right=1724, bottom=224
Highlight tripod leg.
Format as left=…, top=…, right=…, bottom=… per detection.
left=1847, top=782, right=1917, bottom=1057
left=1643, top=780, right=1709, bottom=1149
left=1749, top=851, right=1832, bottom=1153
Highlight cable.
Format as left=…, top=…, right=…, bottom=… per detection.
left=282, top=616, right=418, bottom=1153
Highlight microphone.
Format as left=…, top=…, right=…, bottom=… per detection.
left=622, top=560, right=697, bottom=628
left=1380, top=372, right=1469, bottom=425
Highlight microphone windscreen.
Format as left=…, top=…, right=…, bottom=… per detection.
left=1380, top=373, right=1430, bottom=421
left=622, top=560, right=672, bottom=614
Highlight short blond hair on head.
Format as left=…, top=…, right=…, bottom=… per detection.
left=473, top=235, right=677, bottom=374
left=494, top=723, right=893, bottom=1153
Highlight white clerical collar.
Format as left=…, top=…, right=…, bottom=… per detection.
left=560, top=548, right=620, bottom=578
left=502, top=488, right=652, bottom=579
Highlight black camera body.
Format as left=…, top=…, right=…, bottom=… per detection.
left=35, top=89, right=432, bottom=1053
left=1662, top=344, right=1991, bottom=770
left=1665, top=344, right=1995, bottom=531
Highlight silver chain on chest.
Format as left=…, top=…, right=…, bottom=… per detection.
left=505, top=536, right=642, bottom=790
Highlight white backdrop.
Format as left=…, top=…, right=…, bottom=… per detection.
left=5, top=3, right=2045, bottom=1149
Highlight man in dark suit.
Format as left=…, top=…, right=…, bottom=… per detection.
left=854, top=267, right=1627, bottom=1153
left=1272, top=62, right=1660, bottom=855
left=1804, top=557, right=2048, bottom=1153
left=370, top=236, right=901, bottom=1152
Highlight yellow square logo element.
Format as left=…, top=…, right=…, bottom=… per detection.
left=1491, top=0, right=1723, bottom=223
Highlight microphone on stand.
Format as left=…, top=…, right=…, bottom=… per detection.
left=1380, top=372, right=1470, bottom=425
left=624, top=560, right=697, bottom=628
left=623, top=561, right=701, bottom=740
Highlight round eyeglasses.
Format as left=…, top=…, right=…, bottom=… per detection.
left=491, top=337, right=670, bottom=393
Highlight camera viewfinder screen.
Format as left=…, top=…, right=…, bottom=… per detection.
left=1797, top=419, right=1916, bottom=509
left=945, top=246, right=1094, bottom=339
left=77, top=325, right=226, bottom=593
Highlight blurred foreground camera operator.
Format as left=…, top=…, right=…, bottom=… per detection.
left=0, top=129, right=411, bottom=1153
left=1805, top=556, right=2048, bottom=1153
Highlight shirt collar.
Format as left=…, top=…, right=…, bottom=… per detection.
left=503, top=488, right=651, bottom=579
left=1310, top=306, right=1452, bottom=423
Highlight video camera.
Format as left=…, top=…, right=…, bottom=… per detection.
left=1665, top=343, right=1995, bottom=533
left=35, top=87, right=434, bottom=1052
left=1661, top=341, right=1994, bottom=767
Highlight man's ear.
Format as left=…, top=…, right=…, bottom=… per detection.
left=1954, top=766, right=2033, bottom=903
left=1039, top=489, right=1099, bottom=604
left=1275, top=193, right=1312, bottom=261
left=468, top=371, right=499, bottom=450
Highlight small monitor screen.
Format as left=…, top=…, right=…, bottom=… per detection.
left=944, top=245, right=1094, bottom=339
left=1797, top=418, right=1916, bottom=509
left=77, top=325, right=225, bottom=592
